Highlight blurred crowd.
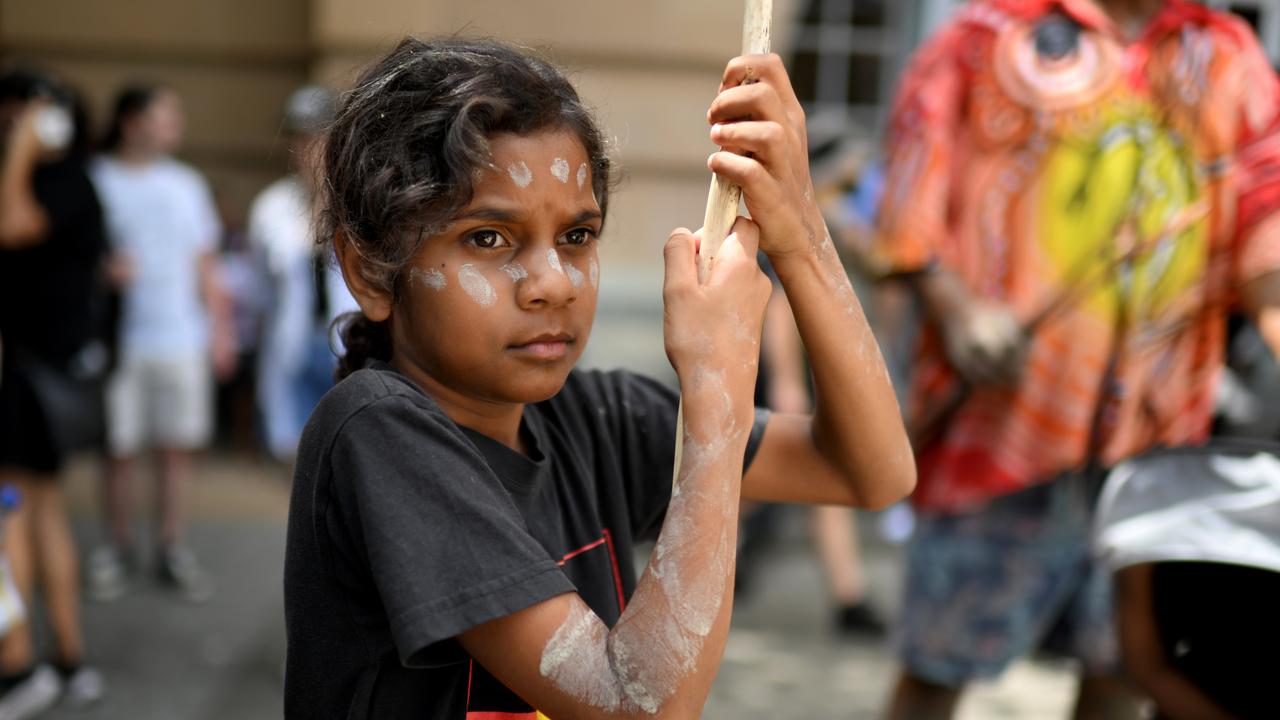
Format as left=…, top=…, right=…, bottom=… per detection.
left=0, top=66, right=354, bottom=718
left=1, top=1, right=1280, bottom=719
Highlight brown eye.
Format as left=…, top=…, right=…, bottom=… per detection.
left=561, top=228, right=596, bottom=246
left=466, top=230, right=508, bottom=249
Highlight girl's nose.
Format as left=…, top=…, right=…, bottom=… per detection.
left=516, top=248, right=577, bottom=309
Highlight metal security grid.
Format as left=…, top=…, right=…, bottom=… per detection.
left=1206, top=0, right=1280, bottom=61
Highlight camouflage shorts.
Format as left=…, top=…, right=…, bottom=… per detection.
left=896, top=475, right=1119, bottom=686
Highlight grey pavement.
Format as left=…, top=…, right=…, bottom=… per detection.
left=28, top=456, right=1077, bottom=719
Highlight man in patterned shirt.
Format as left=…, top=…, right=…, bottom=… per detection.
left=875, top=1, right=1280, bottom=716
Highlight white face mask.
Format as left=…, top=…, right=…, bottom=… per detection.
left=34, top=104, right=73, bottom=152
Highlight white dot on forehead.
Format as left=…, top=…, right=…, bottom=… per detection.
left=507, top=161, right=533, bottom=188
left=576, top=163, right=588, bottom=190
left=551, top=157, right=570, bottom=183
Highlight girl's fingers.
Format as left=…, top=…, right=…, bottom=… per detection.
left=729, top=217, right=761, bottom=258
left=707, top=82, right=787, bottom=127
left=720, top=54, right=804, bottom=119
left=663, top=227, right=699, bottom=293
left=708, top=151, right=776, bottom=201
left=710, top=120, right=790, bottom=168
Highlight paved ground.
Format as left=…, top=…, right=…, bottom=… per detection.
left=26, top=454, right=1079, bottom=719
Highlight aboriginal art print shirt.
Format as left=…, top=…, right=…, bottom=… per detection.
left=876, top=0, right=1280, bottom=510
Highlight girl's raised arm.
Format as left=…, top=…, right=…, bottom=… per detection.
left=705, top=53, right=916, bottom=509
left=459, top=222, right=772, bottom=718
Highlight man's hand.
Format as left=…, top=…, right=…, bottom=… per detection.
left=940, top=301, right=1027, bottom=388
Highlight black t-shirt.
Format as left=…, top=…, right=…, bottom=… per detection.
left=0, top=156, right=107, bottom=362
left=1152, top=561, right=1280, bottom=718
left=284, top=361, right=769, bottom=719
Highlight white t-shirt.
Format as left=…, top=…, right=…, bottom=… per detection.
left=248, top=175, right=357, bottom=458
left=91, top=156, right=221, bottom=359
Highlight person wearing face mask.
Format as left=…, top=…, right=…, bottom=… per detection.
left=0, top=65, right=107, bottom=720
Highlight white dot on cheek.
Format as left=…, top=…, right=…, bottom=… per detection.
left=589, top=258, right=599, bottom=289
left=545, top=248, right=563, bottom=275
left=410, top=266, right=447, bottom=291
left=457, top=264, right=497, bottom=307
left=565, top=262, right=585, bottom=289
left=501, top=261, right=528, bottom=282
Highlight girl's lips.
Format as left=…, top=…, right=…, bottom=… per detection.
left=509, top=334, right=575, bottom=361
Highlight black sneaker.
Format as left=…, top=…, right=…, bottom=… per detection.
left=157, top=545, right=214, bottom=603
left=835, top=602, right=887, bottom=638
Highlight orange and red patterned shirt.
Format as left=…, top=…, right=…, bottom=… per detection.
left=876, top=0, right=1280, bottom=511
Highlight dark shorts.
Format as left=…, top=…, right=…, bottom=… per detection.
left=897, top=475, right=1119, bottom=686
left=0, top=362, right=63, bottom=475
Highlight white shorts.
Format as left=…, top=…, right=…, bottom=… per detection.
left=106, top=355, right=212, bottom=456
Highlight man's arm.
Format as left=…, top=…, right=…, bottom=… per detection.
left=1114, top=564, right=1236, bottom=720
left=1241, top=270, right=1280, bottom=360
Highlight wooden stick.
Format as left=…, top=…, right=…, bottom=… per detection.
left=673, top=0, right=773, bottom=488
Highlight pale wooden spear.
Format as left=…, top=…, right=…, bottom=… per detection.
left=672, top=0, right=773, bottom=488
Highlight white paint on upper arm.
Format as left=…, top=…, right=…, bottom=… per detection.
left=539, top=602, right=625, bottom=712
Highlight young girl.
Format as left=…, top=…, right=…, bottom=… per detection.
left=284, top=38, right=914, bottom=719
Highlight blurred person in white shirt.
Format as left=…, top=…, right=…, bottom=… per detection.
left=87, top=84, right=235, bottom=604
left=249, top=86, right=356, bottom=465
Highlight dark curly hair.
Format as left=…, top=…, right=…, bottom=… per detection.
left=321, top=37, right=615, bottom=379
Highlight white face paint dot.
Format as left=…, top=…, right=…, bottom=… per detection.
left=546, top=248, right=564, bottom=275
left=410, top=266, right=447, bottom=291
left=507, top=161, right=533, bottom=188
left=550, top=157, right=570, bottom=183
left=501, top=261, right=528, bottom=283
left=565, top=262, right=585, bottom=289
left=457, top=264, right=497, bottom=307
left=588, top=258, right=599, bottom=289
left=576, top=162, right=588, bottom=190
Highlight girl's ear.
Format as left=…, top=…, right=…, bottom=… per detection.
left=334, top=229, right=392, bottom=322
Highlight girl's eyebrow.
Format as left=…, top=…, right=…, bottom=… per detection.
left=566, top=209, right=603, bottom=226
left=455, top=207, right=602, bottom=225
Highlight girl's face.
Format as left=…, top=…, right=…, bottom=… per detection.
left=389, top=128, right=602, bottom=407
